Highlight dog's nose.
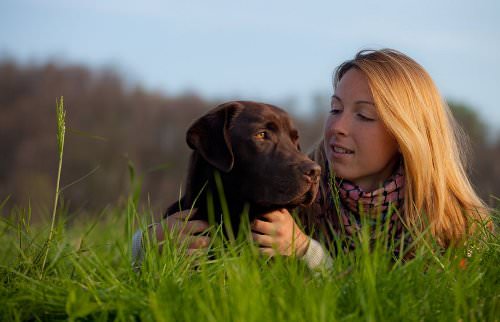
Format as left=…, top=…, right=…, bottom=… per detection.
left=300, top=161, right=321, bottom=182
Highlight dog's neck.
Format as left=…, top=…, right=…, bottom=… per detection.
left=170, top=151, right=276, bottom=233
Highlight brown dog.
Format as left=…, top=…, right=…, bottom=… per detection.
left=164, top=101, right=320, bottom=237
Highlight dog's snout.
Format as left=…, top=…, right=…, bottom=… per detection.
left=300, top=161, right=321, bottom=182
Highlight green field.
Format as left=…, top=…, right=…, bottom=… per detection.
left=1, top=99, right=498, bottom=321
left=1, top=197, right=499, bottom=321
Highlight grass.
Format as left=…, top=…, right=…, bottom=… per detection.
left=41, top=96, right=65, bottom=273
left=0, top=99, right=499, bottom=321
left=1, top=202, right=498, bottom=321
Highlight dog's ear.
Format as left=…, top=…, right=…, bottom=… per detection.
left=186, top=101, right=244, bottom=172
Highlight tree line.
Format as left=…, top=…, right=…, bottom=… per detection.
left=1, top=60, right=498, bottom=220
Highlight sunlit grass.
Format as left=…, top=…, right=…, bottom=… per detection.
left=0, top=197, right=498, bottom=321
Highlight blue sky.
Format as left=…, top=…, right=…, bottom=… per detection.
left=1, top=0, right=499, bottom=134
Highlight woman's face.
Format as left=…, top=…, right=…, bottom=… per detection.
left=324, top=67, right=400, bottom=191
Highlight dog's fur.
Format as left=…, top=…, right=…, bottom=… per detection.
left=164, top=101, right=320, bottom=235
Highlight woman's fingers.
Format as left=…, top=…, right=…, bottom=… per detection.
left=166, top=209, right=210, bottom=235
left=175, top=233, right=211, bottom=251
left=188, top=235, right=211, bottom=249
left=168, top=208, right=197, bottom=221
left=261, top=208, right=287, bottom=222
left=252, top=208, right=309, bottom=257
left=161, top=209, right=212, bottom=251
left=172, top=220, right=211, bottom=250
left=259, top=247, right=276, bottom=257
left=180, top=220, right=210, bottom=234
left=252, top=219, right=276, bottom=235
left=252, top=232, right=274, bottom=247
left=187, top=248, right=207, bottom=256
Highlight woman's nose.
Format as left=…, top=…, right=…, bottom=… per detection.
left=331, top=113, right=350, bottom=136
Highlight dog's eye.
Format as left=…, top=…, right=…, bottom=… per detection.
left=255, top=131, right=267, bottom=140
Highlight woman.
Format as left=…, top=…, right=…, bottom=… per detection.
left=251, top=48, right=491, bottom=268
left=133, top=49, right=491, bottom=269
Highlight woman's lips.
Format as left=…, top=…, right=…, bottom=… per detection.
left=330, top=144, right=354, bottom=155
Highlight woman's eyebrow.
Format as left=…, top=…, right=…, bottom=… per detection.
left=332, top=95, right=375, bottom=106
left=355, top=100, right=375, bottom=106
left=331, top=95, right=342, bottom=102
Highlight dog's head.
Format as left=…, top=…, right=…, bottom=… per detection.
left=186, top=101, right=320, bottom=208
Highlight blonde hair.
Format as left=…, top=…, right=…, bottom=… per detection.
left=332, top=48, right=491, bottom=247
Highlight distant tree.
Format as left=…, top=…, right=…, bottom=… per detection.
left=448, top=101, right=499, bottom=206
left=449, top=101, right=488, bottom=146
left=0, top=61, right=212, bottom=219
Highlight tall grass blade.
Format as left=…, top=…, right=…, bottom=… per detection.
left=41, top=96, right=66, bottom=274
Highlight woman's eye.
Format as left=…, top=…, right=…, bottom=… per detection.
left=358, top=113, right=374, bottom=121
left=255, top=131, right=267, bottom=140
left=330, top=107, right=342, bottom=115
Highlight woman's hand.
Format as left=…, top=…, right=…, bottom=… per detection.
left=251, top=209, right=310, bottom=257
left=153, top=209, right=211, bottom=254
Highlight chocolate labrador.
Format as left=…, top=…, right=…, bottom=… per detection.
left=164, top=101, right=320, bottom=237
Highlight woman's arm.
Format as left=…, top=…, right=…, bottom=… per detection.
left=251, top=209, right=332, bottom=270
left=131, top=209, right=211, bottom=268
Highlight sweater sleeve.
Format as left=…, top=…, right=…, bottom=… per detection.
left=131, top=229, right=144, bottom=270
left=300, top=238, right=333, bottom=270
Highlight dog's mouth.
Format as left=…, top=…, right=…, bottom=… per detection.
left=276, top=181, right=318, bottom=208
left=297, top=182, right=319, bottom=206
left=243, top=169, right=320, bottom=210
left=253, top=182, right=318, bottom=210
left=302, top=185, right=318, bottom=205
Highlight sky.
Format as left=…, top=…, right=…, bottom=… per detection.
left=1, top=0, right=499, bottom=134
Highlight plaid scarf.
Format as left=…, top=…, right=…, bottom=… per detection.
left=334, top=162, right=405, bottom=235
left=298, top=143, right=411, bottom=256
left=320, top=161, right=410, bottom=255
